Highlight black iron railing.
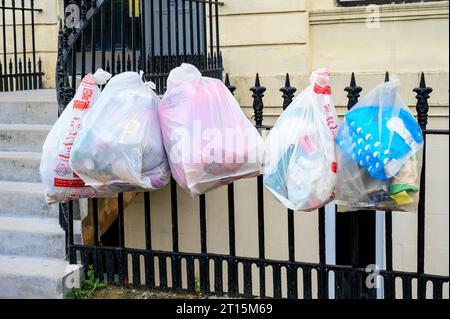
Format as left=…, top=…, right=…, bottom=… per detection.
left=56, top=0, right=449, bottom=300
left=0, top=0, right=43, bottom=92
left=60, top=70, right=449, bottom=299
left=56, top=0, right=223, bottom=113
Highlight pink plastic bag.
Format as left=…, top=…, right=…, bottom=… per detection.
left=159, top=64, right=264, bottom=195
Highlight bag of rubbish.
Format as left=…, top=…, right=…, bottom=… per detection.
left=335, top=76, right=424, bottom=212
left=159, top=63, right=264, bottom=195
left=40, top=70, right=113, bottom=204
left=264, top=68, right=339, bottom=211
left=70, top=72, right=171, bottom=193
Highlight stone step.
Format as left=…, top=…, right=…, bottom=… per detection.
left=0, top=89, right=58, bottom=125
left=0, top=216, right=67, bottom=259
left=0, top=124, right=51, bottom=152
left=0, top=217, right=81, bottom=259
left=0, top=151, right=41, bottom=183
left=0, top=181, right=58, bottom=218
left=0, top=255, right=83, bottom=299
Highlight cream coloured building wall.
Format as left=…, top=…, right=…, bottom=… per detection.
left=0, top=1, right=62, bottom=89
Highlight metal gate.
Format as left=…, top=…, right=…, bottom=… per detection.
left=0, top=0, right=43, bottom=92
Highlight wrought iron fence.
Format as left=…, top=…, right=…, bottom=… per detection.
left=60, top=70, right=449, bottom=299
left=0, top=0, right=43, bottom=92
left=56, top=0, right=449, bottom=300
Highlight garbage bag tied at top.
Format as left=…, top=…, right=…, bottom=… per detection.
left=159, top=63, right=264, bottom=195
left=335, top=76, right=424, bottom=212
left=264, top=68, right=339, bottom=211
left=70, top=72, right=171, bottom=193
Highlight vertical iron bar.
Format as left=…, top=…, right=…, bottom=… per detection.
left=12, top=0, right=18, bottom=90
left=2, top=1, right=8, bottom=91
left=201, top=0, right=207, bottom=68
left=195, top=0, right=200, bottom=67
left=158, top=0, right=163, bottom=91
left=344, top=72, right=364, bottom=299
left=208, top=0, right=213, bottom=61
left=214, top=0, right=220, bottom=59
left=71, top=42, right=77, bottom=90
left=131, top=0, right=136, bottom=71
left=92, top=198, right=100, bottom=277
left=91, top=6, right=96, bottom=73
left=250, top=74, right=266, bottom=297
left=225, top=74, right=238, bottom=297
left=30, top=0, right=37, bottom=88
left=144, top=192, right=155, bottom=288
left=100, top=4, right=106, bottom=69
left=199, top=194, right=209, bottom=294
left=414, top=72, right=432, bottom=300
left=121, top=0, right=126, bottom=72
left=21, top=0, right=27, bottom=89
left=117, top=193, right=126, bottom=283
left=188, top=0, right=193, bottom=56
left=110, top=0, right=115, bottom=75
left=174, top=0, right=179, bottom=65
left=139, top=0, right=146, bottom=73
left=68, top=201, right=75, bottom=263
left=318, top=207, right=327, bottom=299
left=150, top=0, right=155, bottom=73
left=384, top=72, right=394, bottom=299
left=182, top=0, right=186, bottom=57
left=171, top=178, right=181, bottom=290
left=281, top=74, right=298, bottom=299
left=166, top=0, right=171, bottom=72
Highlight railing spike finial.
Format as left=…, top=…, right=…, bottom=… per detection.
left=414, top=72, right=433, bottom=130
left=280, top=73, right=297, bottom=111
left=250, top=73, right=266, bottom=127
left=344, top=72, right=363, bottom=110
left=225, top=73, right=236, bottom=95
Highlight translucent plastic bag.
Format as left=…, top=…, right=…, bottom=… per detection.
left=335, top=76, right=424, bottom=212
left=159, top=63, right=264, bottom=195
left=70, top=72, right=171, bottom=193
left=40, top=70, right=113, bottom=204
left=264, top=68, right=339, bottom=211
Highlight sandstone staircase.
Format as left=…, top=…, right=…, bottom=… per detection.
left=0, top=90, right=82, bottom=299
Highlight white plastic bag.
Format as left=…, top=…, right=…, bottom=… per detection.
left=264, top=68, right=339, bottom=211
left=335, top=76, right=424, bottom=212
left=70, top=71, right=170, bottom=193
left=159, top=63, right=264, bottom=195
left=40, top=70, right=113, bottom=204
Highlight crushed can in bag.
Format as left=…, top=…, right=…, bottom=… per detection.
left=335, top=76, right=424, bottom=212
left=159, top=63, right=264, bottom=195
left=264, top=68, right=339, bottom=211
left=70, top=72, right=171, bottom=193
left=40, top=69, right=113, bottom=204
